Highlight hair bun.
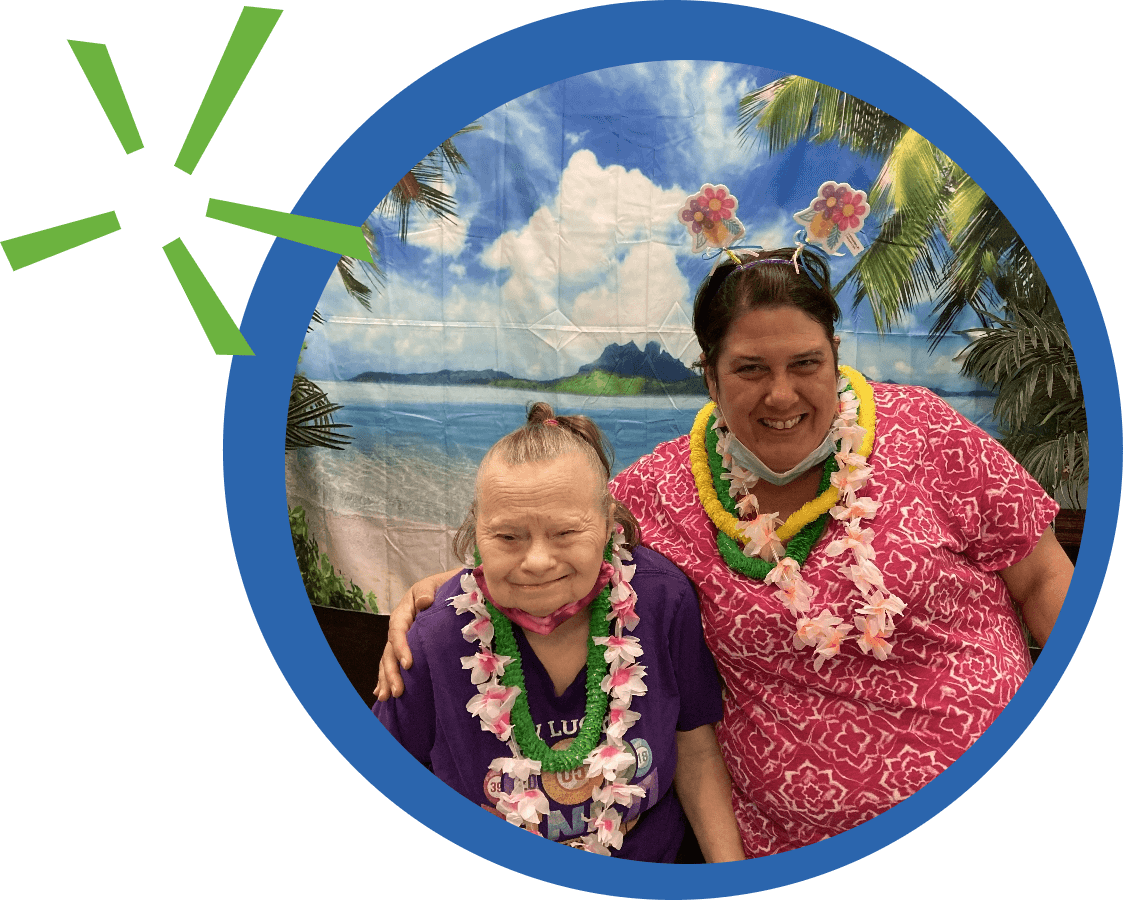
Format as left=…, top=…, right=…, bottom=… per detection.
left=526, top=401, right=558, bottom=426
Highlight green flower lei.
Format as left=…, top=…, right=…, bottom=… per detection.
left=475, top=541, right=616, bottom=773
left=705, top=413, right=838, bottom=579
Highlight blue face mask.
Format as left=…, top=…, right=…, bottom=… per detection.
left=723, top=424, right=837, bottom=486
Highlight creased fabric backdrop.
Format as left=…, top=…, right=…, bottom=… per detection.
left=288, top=61, right=1004, bottom=612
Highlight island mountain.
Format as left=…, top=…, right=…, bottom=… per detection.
left=577, top=341, right=696, bottom=382
left=348, top=341, right=706, bottom=397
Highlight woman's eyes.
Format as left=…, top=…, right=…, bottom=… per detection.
left=494, top=530, right=577, bottom=541
left=737, top=359, right=820, bottom=375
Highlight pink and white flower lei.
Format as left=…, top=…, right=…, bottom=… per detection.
left=715, top=373, right=907, bottom=670
left=456, top=525, right=647, bottom=854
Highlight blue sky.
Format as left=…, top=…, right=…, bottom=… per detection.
left=301, top=60, right=985, bottom=392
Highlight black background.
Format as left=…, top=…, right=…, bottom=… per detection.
left=4, top=3, right=1109, bottom=894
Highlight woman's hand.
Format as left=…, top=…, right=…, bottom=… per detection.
left=374, top=569, right=458, bottom=701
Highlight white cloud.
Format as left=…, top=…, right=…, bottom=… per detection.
left=482, top=149, right=686, bottom=296
left=302, top=60, right=998, bottom=402
left=648, top=61, right=768, bottom=205
left=572, top=242, right=689, bottom=330
left=302, top=63, right=795, bottom=381
left=403, top=176, right=470, bottom=257
left=925, top=351, right=967, bottom=378
left=744, top=209, right=801, bottom=253
left=492, top=90, right=562, bottom=186
left=313, top=264, right=353, bottom=317
left=480, top=204, right=562, bottom=314
left=407, top=211, right=468, bottom=257
left=309, top=156, right=697, bottom=380
left=890, top=308, right=923, bottom=333
left=695, top=62, right=758, bottom=177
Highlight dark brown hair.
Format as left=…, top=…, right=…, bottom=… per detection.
left=693, top=247, right=841, bottom=385
left=452, top=402, right=641, bottom=563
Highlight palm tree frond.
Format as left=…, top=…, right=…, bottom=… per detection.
left=840, top=206, right=949, bottom=332
left=958, top=301, right=1084, bottom=491
left=739, top=74, right=1086, bottom=503
left=435, top=124, right=482, bottom=173
left=930, top=190, right=1054, bottom=345
left=287, top=375, right=353, bottom=451
left=376, top=125, right=480, bottom=241
left=827, top=89, right=908, bottom=158
left=1003, top=431, right=1089, bottom=497
left=943, top=175, right=988, bottom=238
left=331, top=223, right=384, bottom=313
left=869, top=128, right=948, bottom=215
left=335, top=258, right=374, bottom=311
left=738, top=76, right=907, bottom=158
left=738, top=76, right=810, bottom=152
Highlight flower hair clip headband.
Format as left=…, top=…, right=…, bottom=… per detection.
left=679, top=179, right=869, bottom=282
left=703, top=236, right=821, bottom=288
left=678, top=184, right=758, bottom=264
left=793, top=181, right=870, bottom=257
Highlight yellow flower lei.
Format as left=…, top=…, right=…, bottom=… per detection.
left=689, top=365, right=876, bottom=544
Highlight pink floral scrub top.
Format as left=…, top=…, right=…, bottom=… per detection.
left=610, top=383, right=1059, bottom=856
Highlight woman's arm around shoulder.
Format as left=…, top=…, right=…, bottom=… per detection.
left=375, top=568, right=461, bottom=701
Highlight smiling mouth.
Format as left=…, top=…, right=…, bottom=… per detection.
left=512, top=575, right=569, bottom=589
left=761, top=414, right=806, bottom=431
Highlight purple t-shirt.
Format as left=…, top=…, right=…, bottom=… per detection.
left=374, top=546, right=723, bottom=862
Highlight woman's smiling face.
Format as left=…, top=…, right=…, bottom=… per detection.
left=706, top=304, right=840, bottom=474
left=475, top=451, right=611, bottom=616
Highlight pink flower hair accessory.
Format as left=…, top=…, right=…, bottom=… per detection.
left=793, top=180, right=871, bottom=256
left=678, top=183, right=750, bottom=260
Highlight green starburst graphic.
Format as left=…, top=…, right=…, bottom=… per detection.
left=0, top=6, right=370, bottom=356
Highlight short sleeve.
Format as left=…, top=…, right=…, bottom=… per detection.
left=611, top=461, right=643, bottom=513
left=641, top=552, right=723, bottom=733
left=913, top=389, right=1059, bottom=572
left=610, top=438, right=699, bottom=562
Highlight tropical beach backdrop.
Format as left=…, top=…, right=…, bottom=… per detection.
left=285, top=61, right=1084, bottom=612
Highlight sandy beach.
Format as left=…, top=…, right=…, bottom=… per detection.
left=294, top=503, right=462, bottom=613
left=286, top=443, right=476, bottom=612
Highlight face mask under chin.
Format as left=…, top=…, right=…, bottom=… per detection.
left=723, top=426, right=836, bottom=486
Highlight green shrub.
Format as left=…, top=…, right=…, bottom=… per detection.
left=289, top=506, right=378, bottom=612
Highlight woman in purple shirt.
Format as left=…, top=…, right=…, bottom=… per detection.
left=374, top=403, right=743, bottom=862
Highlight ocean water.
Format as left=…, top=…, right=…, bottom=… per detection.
left=312, top=382, right=709, bottom=473
left=286, top=382, right=998, bottom=524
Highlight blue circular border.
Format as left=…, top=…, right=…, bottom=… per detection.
left=224, top=3, right=1118, bottom=896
